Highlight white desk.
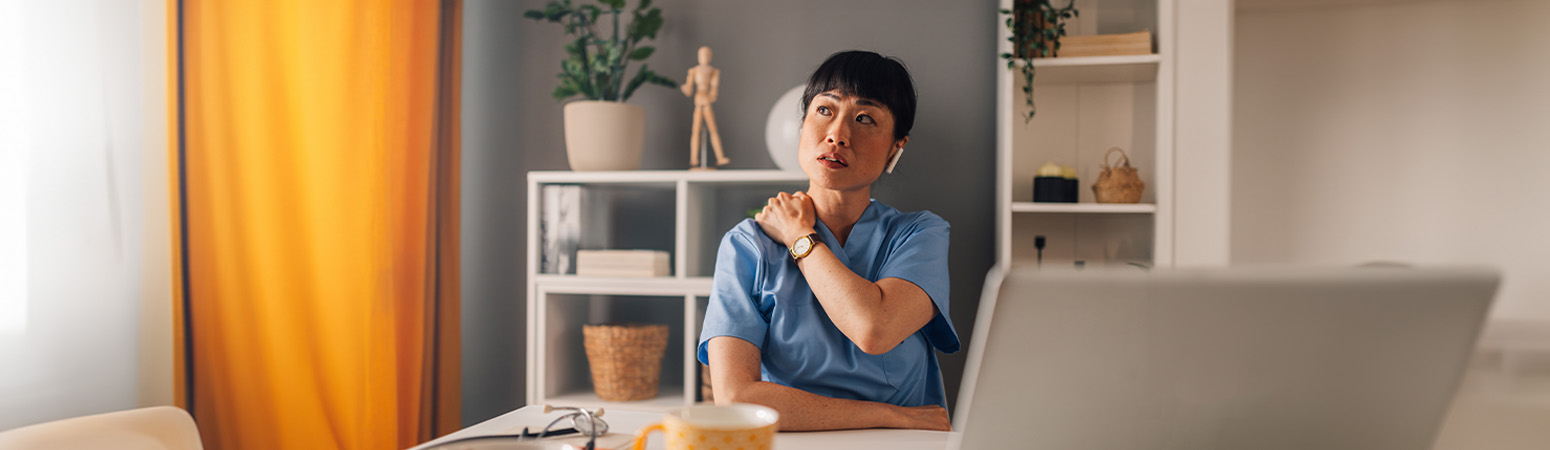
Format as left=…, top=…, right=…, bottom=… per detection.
left=408, top=405, right=954, bottom=450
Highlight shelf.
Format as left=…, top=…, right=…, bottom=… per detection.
left=1237, top=0, right=1452, bottom=12
left=543, top=387, right=691, bottom=413
left=533, top=275, right=714, bottom=296
left=1018, top=54, right=1160, bottom=84
left=1011, top=202, right=1157, bottom=214
left=529, top=170, right=808, bottom=185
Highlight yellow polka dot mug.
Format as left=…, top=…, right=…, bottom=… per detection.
left=631, top=404, right=778, bottom=450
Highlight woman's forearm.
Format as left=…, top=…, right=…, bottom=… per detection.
left=796, top=242, right=933, bottom=354
left=796, top=241, right=884, bottom=327
left=719, top=379, right=903, bottom=431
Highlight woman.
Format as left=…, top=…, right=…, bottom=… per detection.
left=697, top=51, right=957, bottom=432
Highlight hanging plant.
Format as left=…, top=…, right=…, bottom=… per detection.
left=999, top=0, right=1078, bottom=122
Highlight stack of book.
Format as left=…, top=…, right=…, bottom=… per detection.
left=576, top=250, right=671, bottom=278
left=1057, top=30, right=1153, bottom=57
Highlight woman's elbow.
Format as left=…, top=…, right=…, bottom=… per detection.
left=853, top=329, right=902, bottom=355
left=713, top=381, right=754, bottom=406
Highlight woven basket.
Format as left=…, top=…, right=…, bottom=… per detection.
left=582, top=323, right=669, bottom=401
left=1092, top=147, right=1146, bottom=203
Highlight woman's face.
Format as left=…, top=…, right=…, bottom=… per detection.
left=798, top=90, right=907, bottom=193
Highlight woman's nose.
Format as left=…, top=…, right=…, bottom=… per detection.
left=825, top=122, right=850, bottom=148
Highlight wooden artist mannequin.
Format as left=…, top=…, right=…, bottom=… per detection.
left=682, top=46, right=730, bottom=169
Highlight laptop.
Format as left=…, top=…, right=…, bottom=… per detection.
left=951, top=266, right=1498, bottom=450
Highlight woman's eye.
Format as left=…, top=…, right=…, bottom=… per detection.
left=816, top=105, right=831, bottom=116
left=856, top=114, right=874, bottom=125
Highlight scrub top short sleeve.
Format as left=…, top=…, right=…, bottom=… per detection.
left=696, top=229, right=771, bottom=365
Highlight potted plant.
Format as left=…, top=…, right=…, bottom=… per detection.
left=1000, top=0, right=1078, bottom=122
left=526, top=0, right=677, bottom=171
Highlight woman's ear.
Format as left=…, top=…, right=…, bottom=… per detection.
left=885, top=137, right=909, bottom=174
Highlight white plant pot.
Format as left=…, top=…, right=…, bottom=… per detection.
left=563, top=100, right=645, bottom=171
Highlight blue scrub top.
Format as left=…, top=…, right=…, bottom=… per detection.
left=697, top=200, right=959, bottom=409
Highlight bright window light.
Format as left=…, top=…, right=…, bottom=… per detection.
left=1, top=0, right=28, bottom=334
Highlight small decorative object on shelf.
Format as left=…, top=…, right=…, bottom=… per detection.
left=999, top=0, right=1079, bottom=122
left=1033, top=161, right=1078, bottom=203
left=525, top=0, right=677, bottom=171
left=541, top=185, right=612, bottom=274
left=577, top=249, right=670, bottom=277
left=764, top=85, right=806, bottom=172
left=1092, top=147, right=1146, bottom=203
left=682, top=46, right=730, bottom=171
left=1058, top=30, right=1154, bottom=57
left=583, top=323, right=669, bottom=402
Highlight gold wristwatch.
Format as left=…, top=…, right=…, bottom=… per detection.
left=789, top=232, right=822, bottom=261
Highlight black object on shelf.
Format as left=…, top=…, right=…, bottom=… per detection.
left=1033, top=176, right=1079, bottom=203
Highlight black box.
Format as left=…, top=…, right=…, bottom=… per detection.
left=1034, top=176, right=1078, bottom=203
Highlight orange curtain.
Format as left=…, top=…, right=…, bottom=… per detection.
left=170, top=0, right=461, bottom=448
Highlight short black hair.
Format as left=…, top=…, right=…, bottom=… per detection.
left=801, top=50, right=917, bottom=141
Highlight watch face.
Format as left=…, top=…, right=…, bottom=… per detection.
left=793, top=237, right=812, bottom=255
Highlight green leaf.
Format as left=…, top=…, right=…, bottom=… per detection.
left=523, top=10, right=545, bottom=20
left=542, top=3, right=569, bottom=21
left=598, top=44, right=623, bottom=71
left=635, top=9, right=663, bottom=40
left=629, top=46, right=655, bottom=61
left=621, top=65, right=677, bottom=101
left=638, top=0, right=653, bottom=11
left=562, top=58, right=585, bottom=80
left=598, top=0, right=625, bottom=10
left=552, top=84, right=579, bottom=101
left=622, top=65, right=652, bottom=101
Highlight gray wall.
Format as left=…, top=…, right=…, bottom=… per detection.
left=462, top=0, right=998, bottom=426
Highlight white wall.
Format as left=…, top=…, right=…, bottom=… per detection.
left=0, top=0, right=171, bottom=430
left=1173, top=0, right=1234, bottom=267
left=1233, top=0, right=1550, bottom=320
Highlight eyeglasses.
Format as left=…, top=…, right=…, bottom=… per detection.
left=424, top=404, right=608, bottom=450
left=539, top=405, right=609, bottom=449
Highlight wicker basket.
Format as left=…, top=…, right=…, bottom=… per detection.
left=1092, top=147, right=1146, bottom=203
left=582, top=323, right=669, bottom=402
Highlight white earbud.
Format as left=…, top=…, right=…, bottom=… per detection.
left=885, top=147, right=904, bottom=174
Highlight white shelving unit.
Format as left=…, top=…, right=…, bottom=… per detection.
left=525, top=170, right=807, bottom=412
left=1011, top=202, right=1157, bottom=214
left=1026, top=54, right=1160, bottom=84
left=996, top=0, right=1174, bottom=270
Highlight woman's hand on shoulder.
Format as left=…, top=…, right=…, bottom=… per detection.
left=754, top=191, right=817, bottom=246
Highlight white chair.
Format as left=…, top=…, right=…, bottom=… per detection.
left=0, top=406, right=203, bottom=450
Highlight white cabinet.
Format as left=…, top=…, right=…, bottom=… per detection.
left=995, top=0, right=1176, bottom=270
left=525, top=170, right=807, bottom=411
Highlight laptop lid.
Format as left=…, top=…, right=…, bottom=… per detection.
left=952, top=266, right=1498, bottom=450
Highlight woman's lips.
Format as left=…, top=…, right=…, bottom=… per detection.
left=818, top=158, right=847, bottom=169
left=817, top=153, right=848, bottom=169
